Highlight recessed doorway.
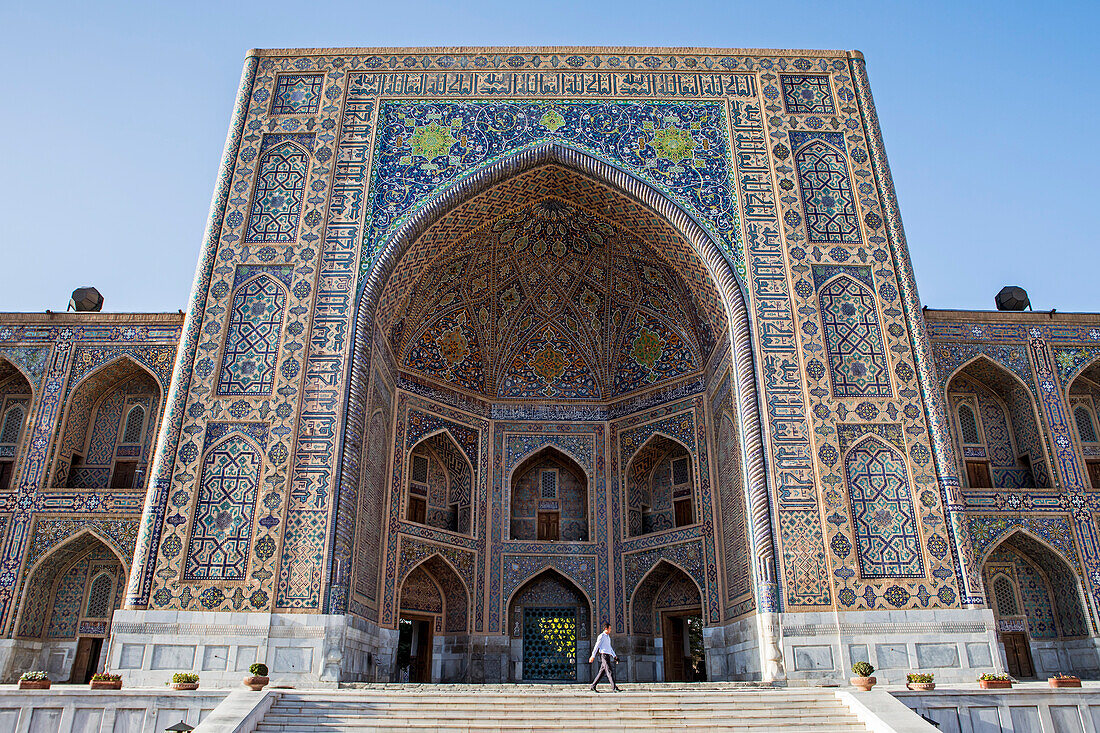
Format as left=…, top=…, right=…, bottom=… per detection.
left=395, top=615, right=433, bottom=683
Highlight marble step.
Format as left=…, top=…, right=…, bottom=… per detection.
left=261, top=708, right=853, bottom=717
left=251, top=721, right=866, bottom=726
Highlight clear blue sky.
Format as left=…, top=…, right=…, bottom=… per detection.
left=1, top=1, right=1096, bottom=313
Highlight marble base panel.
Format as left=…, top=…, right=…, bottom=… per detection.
left=778, top=608, right=1001, bottom=685
left=0, top=689, right=227, bottom=732
left=897, top=685, right=1100, bottom=732
left=109, top=609, right=362, bottom=687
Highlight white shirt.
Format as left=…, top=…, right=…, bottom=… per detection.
left=592, top=630, right=616, bottom=659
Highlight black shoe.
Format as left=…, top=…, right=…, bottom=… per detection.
left=612, top=688, right=622, bottom=692
left=590, top=686, right=599, bottom=693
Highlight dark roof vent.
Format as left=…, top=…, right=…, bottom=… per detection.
left=69, top=286, right=104, bottom=312
left=995, top=285, right=1030, bottom=312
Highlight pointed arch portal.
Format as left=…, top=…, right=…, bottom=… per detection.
left=328, top=142, right=775, bottom=683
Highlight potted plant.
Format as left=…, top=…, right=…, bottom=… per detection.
left=18, top=671, right=50, bottom=690
left=851, top=661, right=876, bottom=691
left=243, top=662, right=269, bottom=691
left=906, top=672, right=935, bottom=691
left=90, top=672, right=122, bottom=690
left=169, top=672, right=199, bottom=691
left=978, top=672, right=1013, bottom=689
left=1049, top=673, right=1082, bottom=688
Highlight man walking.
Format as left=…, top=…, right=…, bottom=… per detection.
left=589, top=622, right=621, bottom=692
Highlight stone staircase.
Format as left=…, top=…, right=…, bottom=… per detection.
left=252, top=683, right=875, bottom=732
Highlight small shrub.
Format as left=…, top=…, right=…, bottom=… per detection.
left=1051, top=673, right=1080, bottom=680
left=91, top=672, right=122, bottom=682
left=249, top=663, right=269, bottom=677
left=978, top=673, right=1011, bottom=682
left=907, top=673, right=934, bottom=683
left=851, top=661, right=875, bottom=677
left=19, top=671, right=48, bottom=682
left=171, top=672, right=199, bottom=684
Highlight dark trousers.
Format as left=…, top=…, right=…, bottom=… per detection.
left=591, top=653, right=618, bottom=689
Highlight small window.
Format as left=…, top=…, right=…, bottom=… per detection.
left=1075, top=406, right=1098, bottom=444
left=411, top=454, right=429, bottom=484
left=540, top=469, right=557, bottom=499
left=993, top=575, right=1018, bottom=616
left=672, top=456, right=690, bottom=485
left=86, top=572, right=114, bottom=618
left=0, top=461, right=12, bottom=491
left=0, top=404, right=24, bottom=446
left=958, top=404, right=980, bottom=445
left=121, top=405, right=146, bottom=445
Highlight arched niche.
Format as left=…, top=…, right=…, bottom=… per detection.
left=980, top=530, right=1091, bottom=678
left=946, top=356, right=1050, bottom=489
left=629, top=559, right=705, bottom=682
left=0, top=357, right=34, bottom=490
left=13, top=530, right=128, bottom=683
left=1065, top=357, right=1100, bottom=488
left=509, top=446, right=588, bottom=542
left=51, top=357, right=162, bottom=490
left=405, top=431, right=474, bottom=536
left=333, top=144, right=777, bottom=621
left=395, top=554, right=470, bottom=683
left=625, top=434, right=697, bottom=537
left=507, top=568, right=590, bottom=682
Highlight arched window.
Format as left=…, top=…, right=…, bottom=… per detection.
left=85, top=571, right=115, bottom=618
left=0, top=404, right=25, bottom=446
left=121, top=405, right=145, bottom=445
left=958, top=403, right=980, bottom=445
left=1075, top=406, right=1097, bottom=444
left=992, top=574, right=1019, bottom=616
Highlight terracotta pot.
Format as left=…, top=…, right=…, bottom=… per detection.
left=1049, top=677, right=1082, bottom=688
left=90, top=680, right=122, bottom=690
left=18, top=680, right=50, bottom=690
left=170, top=682, right=199, bottom=691
left=243, top=675, right=269, bottom=691
left=906, top=682, right=936, bottom=691
left=979, top=679, right=1012, bottom=689
left=850, top=675, right=876, bottom=691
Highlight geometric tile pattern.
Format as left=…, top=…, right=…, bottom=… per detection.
left=216, top=274, right=287, bottom=396
left=245, top=136, right=312, bottom=243
left=390, top=195, right=713, bottom=400
left=816, top=268, right=892, bottom=398
left=183, top=428, right=263, bottom=581
left=791, top=131, right=860, bottom=243
left=845, top=437, right=924, bottom=578
left=270, top=74, right=324, bottom=115
left=780, top=75, right=835, bottom=115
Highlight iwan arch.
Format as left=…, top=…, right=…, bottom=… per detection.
left=1, top=47, right=1100, bottom=688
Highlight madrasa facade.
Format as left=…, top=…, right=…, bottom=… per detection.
left=1, top=46, right=1098, bottom=688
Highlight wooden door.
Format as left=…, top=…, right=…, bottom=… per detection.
left=1087, top=461, right=1100, bottom=489
left=0, top=461, right=12, bottom=490
left=408, top=496, right=426, bottom=524
left=111, top=461, right=137, bottom=488
left=965, top=460, right=992, bottom=488
left=537, top=511, right=559, bottom=541
left=414, top=619, right=433, bottom=682
left=1002, top=632, right=1034, bottom=678
left=71, top=638, right=101, bottom=683
left=663, top=614, right=687, bottom=682
left=674, top=499, right=693, bottom=527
